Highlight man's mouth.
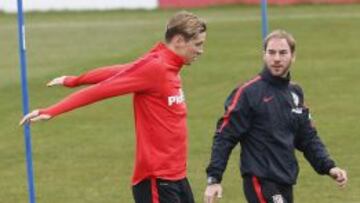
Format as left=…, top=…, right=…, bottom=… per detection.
left=272, top=65, right=283, bottom=69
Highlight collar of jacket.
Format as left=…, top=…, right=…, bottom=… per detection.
left=150, top=42, right=185, bottom=70
left=260, top=67, right=290, bottom=88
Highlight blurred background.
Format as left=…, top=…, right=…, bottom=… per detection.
left=1, top=0, right=360, bottom=202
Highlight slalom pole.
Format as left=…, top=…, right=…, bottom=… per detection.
left=16, top=0, right=36, bottom=203
left=261, top=0, right=269, bottom=40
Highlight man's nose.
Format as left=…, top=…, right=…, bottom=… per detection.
left=274, top=53, right=280, bottom=61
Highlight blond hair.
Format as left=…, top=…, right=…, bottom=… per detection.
left=264, top=29, right=296, bottom=53
left=165, top=11, right=207, bottom=43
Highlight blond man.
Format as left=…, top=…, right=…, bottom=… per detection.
left=21, top=11, right=207, bottom=203
left=204, top=30, right=347, bottom=203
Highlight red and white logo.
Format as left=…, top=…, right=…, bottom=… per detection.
left=168, top=89, right=185, bottom=106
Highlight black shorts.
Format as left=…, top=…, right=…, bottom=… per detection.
left=243, top=175, right=293, bottom=203
left=132, top=177, right=195, bottom=203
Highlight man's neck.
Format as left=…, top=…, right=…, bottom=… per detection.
left=165, top=42, right=178, bottom=55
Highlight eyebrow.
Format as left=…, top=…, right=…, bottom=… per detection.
left=267, top=49, right=289, bottom=52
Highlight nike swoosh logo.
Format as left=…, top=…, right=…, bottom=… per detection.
left=263, top=96, right=274, bottom=103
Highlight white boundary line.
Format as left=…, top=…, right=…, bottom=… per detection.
left=1, top=12, right=360, bottom=30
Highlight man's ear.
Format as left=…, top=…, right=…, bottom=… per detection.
left=171, top=34, right=186, bottom=47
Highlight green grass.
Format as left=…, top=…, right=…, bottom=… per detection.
left=1, top=4, right=360, bottom=202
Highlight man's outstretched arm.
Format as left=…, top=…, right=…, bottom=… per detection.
left=20, top=56, right=160, bottom=125
left=47, top=64, right=130, bottom=88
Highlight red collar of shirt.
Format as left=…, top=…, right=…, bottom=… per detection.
left=150, top=42, right=185, bottom=70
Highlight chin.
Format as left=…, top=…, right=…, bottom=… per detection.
left=269, top=69, right=282, bottom=76
left=270, top=67, right=290, bottom=77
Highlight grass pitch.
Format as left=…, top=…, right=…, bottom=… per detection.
left=1, top=4, right=360, bottom=202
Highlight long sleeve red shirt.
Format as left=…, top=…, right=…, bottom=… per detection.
left=40, top=43, right=188, bottom=185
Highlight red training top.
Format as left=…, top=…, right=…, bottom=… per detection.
left=40, top=43, right=188, bottom=185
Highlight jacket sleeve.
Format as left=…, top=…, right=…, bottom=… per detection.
left=294, top=87, right=336, bottom=175
left=40, top=55, right=160, bottom=117
left=63, top=63, right=131, bottom=87
left=206, top=87, right=252, bottom=182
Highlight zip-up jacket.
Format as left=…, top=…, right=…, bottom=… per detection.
left=40, top=43, right=188, bottom=185
left=206, top=68, right=336, bottom=185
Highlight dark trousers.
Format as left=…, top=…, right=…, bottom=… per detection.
left=132, top=177, right=195, bottom=203
left=243, top=175, right=293, bottom=203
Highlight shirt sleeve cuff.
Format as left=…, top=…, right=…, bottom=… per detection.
left=323, top=160, right=336, bottom=175
left=39, top=108, right=54, bottom=117
left=63, top=76, right=78, bottom=87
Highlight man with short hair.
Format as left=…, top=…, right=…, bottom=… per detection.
left=20, top=11, right=207, bottom=203
left=204, top=30, right=347, bottom=203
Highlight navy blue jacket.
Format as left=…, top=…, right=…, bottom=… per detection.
left=206, top=68, right=336, bottom=185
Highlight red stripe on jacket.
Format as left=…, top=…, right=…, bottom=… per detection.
left=218, top=76, right=261, bottom=132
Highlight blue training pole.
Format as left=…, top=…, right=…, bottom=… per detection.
left=261, top=0, right=269, bottom=40
left=16, top=0, right=36, bottom=203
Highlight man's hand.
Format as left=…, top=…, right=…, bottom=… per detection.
left=19, top=110, right=51, bottom=126
left=329, top=167, right=348, bottom=188
left=46, top=76, right=67, bottom=87
left=204, top=184, right=222, bottom=203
